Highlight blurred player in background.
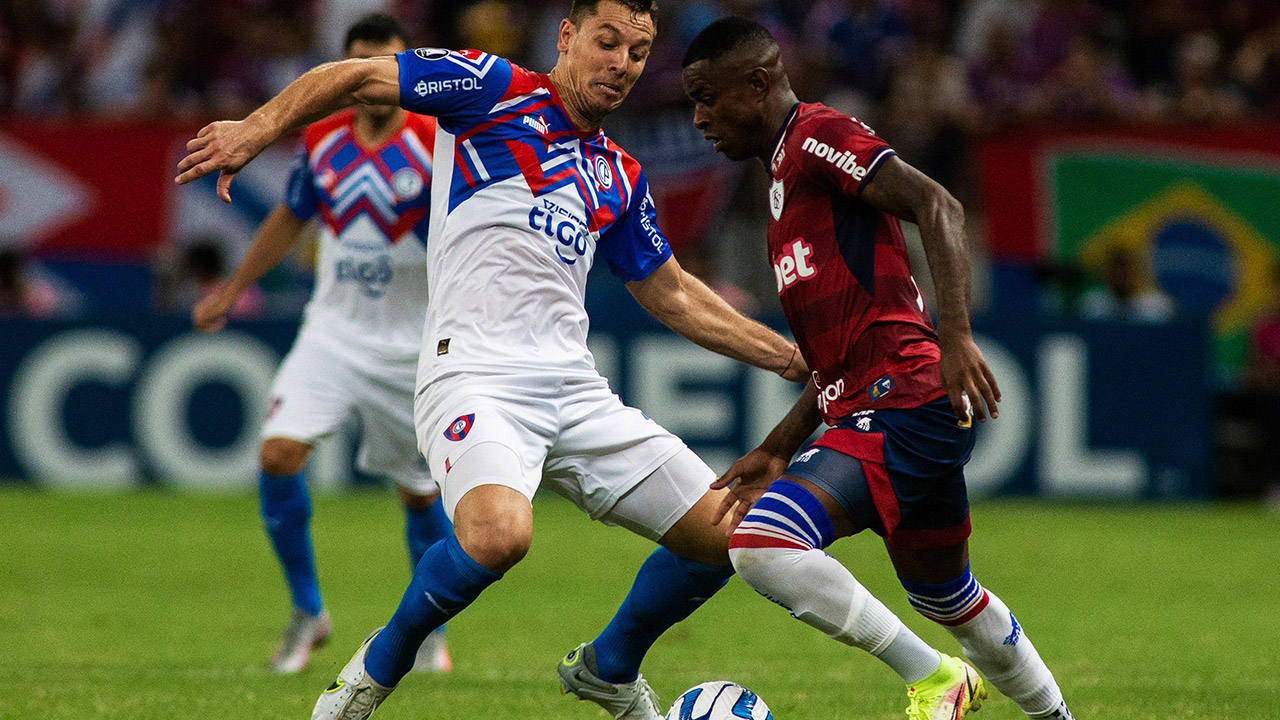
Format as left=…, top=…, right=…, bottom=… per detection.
left=178, top=2, right=811, bottom=718
left=191, top=14, right=453, bottom=675
left=682, top=18, right=1075, bottom=720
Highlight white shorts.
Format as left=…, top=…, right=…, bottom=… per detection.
left=263, top=331, right=435, bottom=494
left=415, top=372, right=713, bottom=540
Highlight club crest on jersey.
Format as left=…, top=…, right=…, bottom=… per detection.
left=392, top=168, right=424, bottom=200
left=593, top=156, right=614, bottom=190
left=318, top=168, right=337, bottom=191
left=444, top=414, right=475, bottom=441
left=770, top=179, right=785, bottom=220
left=415, top=48, right=451, bottom=61
left=868, top=374, right=895, bottom=401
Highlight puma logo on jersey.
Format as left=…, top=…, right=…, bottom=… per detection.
left=523, top=114, right=550, bottom=135
left=773, top=239, right=817, bottom=291
left=801, top=137, right=868, bottom=180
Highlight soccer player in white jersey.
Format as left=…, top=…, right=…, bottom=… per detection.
left=177, top=2, right=810, bottom=718
left=191, top=15, right=452, bottom=675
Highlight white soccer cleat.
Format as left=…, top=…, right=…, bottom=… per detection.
left=411, top=628, right=452, bottom=673
left=268, top=608, right=332, bottom=674
left=558, top=642, right=662, bottom=720
left=311, top=628, right=395, bottom=720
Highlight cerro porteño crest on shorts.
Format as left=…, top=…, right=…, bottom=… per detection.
left=444, top=413, right=475, bottom=441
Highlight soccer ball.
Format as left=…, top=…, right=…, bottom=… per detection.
left=664, top=681, right=773, bottom=720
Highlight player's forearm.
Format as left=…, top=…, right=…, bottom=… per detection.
left=249, top=58, right=400, bottom=142
left=659, top=276, right=797, bottom=376
left=223, top=206, right=306, bottom=296
left=759, top=381, right=822, bottom=458
left=917, top=191, right=975, bottom=340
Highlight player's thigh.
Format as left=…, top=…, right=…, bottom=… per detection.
left=607, top=447, right=731, bottom=565
left=352, top=363, right=437, bottom=497
left=544, top=377, right=692, bottom=535
left=782, top=445, right=881, bottom=539
left=262, top=336, right=358, bottom=446
left=415, top=379, right=554, bottom=521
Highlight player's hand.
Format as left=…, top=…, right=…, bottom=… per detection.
left=175, top=116, right=271, bottom=202
left=938, top=332, right=1000, bottom=423
left=191, top=287, right=235, bottom=333
left=711, top=447, right=791, bottom=531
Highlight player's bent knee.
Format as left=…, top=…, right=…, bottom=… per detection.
left=398, top=486, right=439, bottom=510
left=727, top=545, right=795, bottom=598
left=453, top=486, right=533, bottom=573
left=659, top=490, right=732, bottom=566
left=259, top=437, right=310, bottom=476
left=457, top=522, right=530, bottom=573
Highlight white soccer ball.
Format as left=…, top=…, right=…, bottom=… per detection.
left=664, top=681, right=773, bottom=720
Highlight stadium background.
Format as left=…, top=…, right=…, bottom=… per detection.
left=1, top=1, right=1279, bottom=719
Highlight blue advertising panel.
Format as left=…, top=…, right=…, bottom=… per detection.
left=0, top=312, right=1211, bottom=498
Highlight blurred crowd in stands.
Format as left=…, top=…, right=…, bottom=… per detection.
left=4, top=0, right=1279, bottom=320
left=5, top=0, right=1280, bottom=127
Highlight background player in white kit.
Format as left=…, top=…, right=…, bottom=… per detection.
left=192, top=14, right=453, bottom=675
left=177, top=2, right=810, bottom=719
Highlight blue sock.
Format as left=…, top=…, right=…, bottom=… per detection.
left=405, top=499, right=452, bottom=568
left=259, top=470, right=322, bottom=616
left=592, top=547, right=734, bottom=683
left=364, top=535, right=501, bottom=687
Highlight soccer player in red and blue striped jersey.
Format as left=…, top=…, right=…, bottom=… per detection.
left=683, top=17, right=1074, bottom=720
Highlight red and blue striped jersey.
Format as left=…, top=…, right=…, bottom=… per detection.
left=394, top=48, right=672, bottom=383
left=284, top=109, right=436, bottom=358
left=767, top=102, right=943, bottom=423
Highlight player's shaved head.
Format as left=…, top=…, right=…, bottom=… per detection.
left=681, top=17, right=782, bottom=77
left=681, top=17, right=796, bottom=162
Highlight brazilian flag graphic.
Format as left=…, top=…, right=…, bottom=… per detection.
left=1049, top=150, right=1280, bottom=371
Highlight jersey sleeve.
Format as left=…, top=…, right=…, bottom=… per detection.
left=796, top=115, right=897, bottom=198
left=596, top=171, right=673, bottom=282
left=396, top=48, right=513, bottom=129
left=283, top=144, right=318, bottom=221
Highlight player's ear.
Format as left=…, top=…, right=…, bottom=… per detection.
left=558, top=18, right=576, bottom=53
left=747, top=67, right=771, bottom=99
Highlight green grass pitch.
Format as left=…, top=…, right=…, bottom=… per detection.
left=1, top=488, right=1276, bottom=719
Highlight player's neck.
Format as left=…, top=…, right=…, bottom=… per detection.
left=759, top=93, right=801, bottom=161
left=548, top=67, right=604, bottom=133
left=352, top=107, right=406, bottom=148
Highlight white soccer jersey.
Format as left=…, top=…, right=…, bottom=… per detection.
left=285, top=109, right=438, bottom=361
left=395, top=49, right=672, bottom=388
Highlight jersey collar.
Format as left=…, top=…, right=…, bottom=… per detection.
left=768, top=102, right=801, bottom=176
left=544, top=72, right=608, bottom=141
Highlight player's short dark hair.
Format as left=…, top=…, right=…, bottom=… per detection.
left=344, top=13, right=409, bottom=52
left=681, top=16, right=775, bottom=67
left=569, top=0, right=658, bottom=26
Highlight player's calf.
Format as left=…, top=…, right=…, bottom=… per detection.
left=900, top=566, right=1074, bottom=719
left=728, top=480, right=943, bottom=684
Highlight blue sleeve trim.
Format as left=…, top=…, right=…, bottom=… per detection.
left=856, top=147, right=897, bottom=198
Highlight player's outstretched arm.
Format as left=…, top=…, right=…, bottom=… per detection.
left=175, top=56, right=401, bottom=202
left=627, top=255, right=808, bottom=381
left=192, top=205, right=307, bottom=332
left=861, top=156, right=1001, bottom=423
left=712, top=380, right=822, bottom=528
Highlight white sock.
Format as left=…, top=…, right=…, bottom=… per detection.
left=731, top=544, right=940, bottom=683
left=944, top=589, right=1066, bottom=717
